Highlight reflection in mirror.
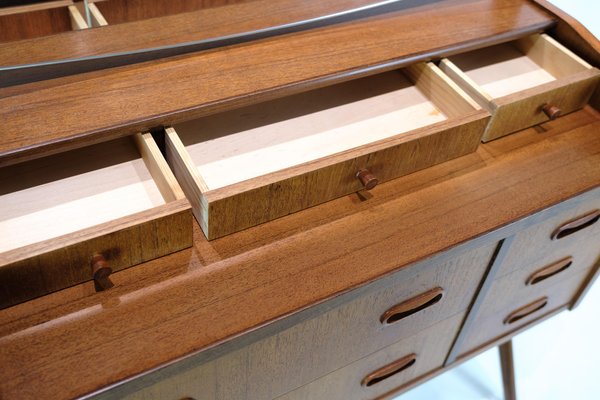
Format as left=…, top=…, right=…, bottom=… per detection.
left=0, top=0, right=89, bottom=42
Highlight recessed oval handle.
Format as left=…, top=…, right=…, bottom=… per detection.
left=526, top=257, right=573, bottom=285
left=91, top=253, right=114, bottom=292
left=551, top=210, right=600, bottom=240
left=504, top=297, right=548, bottom=325
left=356, top=169, right=378, bottom=190
left=380, top=287, right=443, bottom=325
left=542, top=104, right=561, bottom=120
left=361, top=353, right=416, bottom=387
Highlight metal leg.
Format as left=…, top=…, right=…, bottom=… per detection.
left=499, top=340, right=517, bottom=400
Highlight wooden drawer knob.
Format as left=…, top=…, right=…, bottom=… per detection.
left=551, top=209, right=600, bottom=240
left=91, top=254, right=114, bottom=292
left=356, top=169, right=378, bottom=190
left=542, top=104, right=561, bottom=120
left=361, top=353, right=416, bottom=387
left=503, top=297, right=548, bottom=325
left=526, top=257, right=573, bottom=285
left=380, top=287, right=443, bottom=325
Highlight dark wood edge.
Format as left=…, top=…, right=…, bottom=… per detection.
left=570, top=254, right=600, bottom=310
left=444, top=236, right=514, bottom=365
left=0, top=198, right=191, bottom=266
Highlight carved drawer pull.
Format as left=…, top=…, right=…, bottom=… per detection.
left=542, top=104, right=561, bottom=120
left=92, top=254, right=114, bottom=292
left=504, top=297, right=548, bottom=325
left=361, top=353, right=417, bottom=387
left=380, top=287, right=444, bottom=325
left=356, top=169, right=378, bottom=190
left=526, top=257, right=573, bottom=285
left=551, top=210, right=600, bottom=240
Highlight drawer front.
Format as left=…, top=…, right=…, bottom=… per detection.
left=440, top=33, right=600, bottom=142
left=497, top=190, right=600, bottom=279
left=0, top=3, right=88, bottom=43
left=459, top=265, right=595, bottom=355
left=166, top=62, right=488, bottom=240
left=0, top=133, right=193, bottom=308
left=277, top=314, right=464, bottom=400
left=113, top=242, right=496, bottom=400
left=483, top=72, right=599, bottom=141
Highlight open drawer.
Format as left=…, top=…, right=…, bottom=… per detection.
left=0, top=133, right=192, bottom=309
left=165, top=62, right=489, bottom=239
left=0, top=1, right=89, bottom=42
left=439, top=33, right=600, bottom=142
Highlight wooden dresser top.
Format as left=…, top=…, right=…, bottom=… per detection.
left=1, top=107, right=600, bottom=399
left=0, top=0, right=553, bottom=166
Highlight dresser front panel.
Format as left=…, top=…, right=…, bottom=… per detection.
left=110, top=241, right=497, bottom=400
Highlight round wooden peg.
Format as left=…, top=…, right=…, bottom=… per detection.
left=542, top=104, right=561, bottom=120
left=91, top=254, right=114, bottom=291
left=356, top=169, right=378, bottom=190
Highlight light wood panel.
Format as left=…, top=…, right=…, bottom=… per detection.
left=0, top=0, right=553, bottom=166
left=175, top=70, right=448, bottom=191
left=0, top=136, right=165, bottom=252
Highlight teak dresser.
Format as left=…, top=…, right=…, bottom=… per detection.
left=0, top=1, right=599, bottom=399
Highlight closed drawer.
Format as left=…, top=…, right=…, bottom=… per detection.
left=0, top=1, right=88, bottom=42
left=277, top=313, right=464, bottom=400
left=439, top=33, right=600, bottom=142
left=498, top=189, right=600, bottom=279
left=459, top=263, right=596, bottom=355
left=113, top=242, right=496, bottom=400
left=165, top=62, right=488, bottom=239
left=0, top=133, right=192, bottom=308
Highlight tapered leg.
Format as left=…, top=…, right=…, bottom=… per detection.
left=499, top=340, right=517, bottom=400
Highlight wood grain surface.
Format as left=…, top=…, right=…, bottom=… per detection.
left=0, top=0, right=397, bottom=66
left=104, top=243, right=494, bottom=400
left=94, top=0, right=249, bottom=24
left=1, top=107, right=599, bottom=399
left=0, top=0, right=553, bottom=166
left=0, top=3, right=73, bottom=42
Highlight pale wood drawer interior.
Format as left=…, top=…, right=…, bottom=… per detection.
left=111, top=241, right=496, bottom=400
left=276, top=313, right=465, bottom=400
left=0, top=1, right=89, bottom=42
left=439, top=33, right=600, bottom=141
left=0, top=133, right=191, bottom=308
left=165, top=62, right=487, bottom=239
